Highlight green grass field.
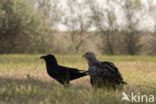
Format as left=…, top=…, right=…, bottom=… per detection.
left=0, top=54, right=156, bottom=104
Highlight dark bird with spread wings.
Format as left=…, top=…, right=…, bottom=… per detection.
left=40, top=54, right=88, bottom=86
left=83, top=51, right=127, bottom=90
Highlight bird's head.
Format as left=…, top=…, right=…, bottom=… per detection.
left=83, top=51, right=98, bottom=65
left=40, top=54, right=57, bottom=65
left=83, top=51, right=96, bottom=59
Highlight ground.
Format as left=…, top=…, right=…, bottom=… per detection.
left=0, top=54, right=156, bottom=104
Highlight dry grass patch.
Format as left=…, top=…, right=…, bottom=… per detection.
left=0, top=55, right=156, bottom=104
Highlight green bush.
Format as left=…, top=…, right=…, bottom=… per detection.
left=0, top=0, right=51, bottom=53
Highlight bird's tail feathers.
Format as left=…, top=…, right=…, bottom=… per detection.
left=79, top=70, right=89, bottom=74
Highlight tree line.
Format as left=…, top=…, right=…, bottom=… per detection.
left=0, top=0, right=156, bottom=55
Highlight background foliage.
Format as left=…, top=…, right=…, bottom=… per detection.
left=0, top=0, right=51, bottom=53
left=0, top=0, right=156, bottom=55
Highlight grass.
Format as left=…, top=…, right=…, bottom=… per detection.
left=0, top=54, right=156, bottom=104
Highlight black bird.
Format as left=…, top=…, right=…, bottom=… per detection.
left=40, top=54, right=88, bottom=85
left=83, top=51, right=127, bottom=90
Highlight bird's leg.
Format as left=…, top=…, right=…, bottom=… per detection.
left=64, top=83, right=72, bottom=88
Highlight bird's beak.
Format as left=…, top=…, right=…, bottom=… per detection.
left=40, top=56, right=45, bottom=59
